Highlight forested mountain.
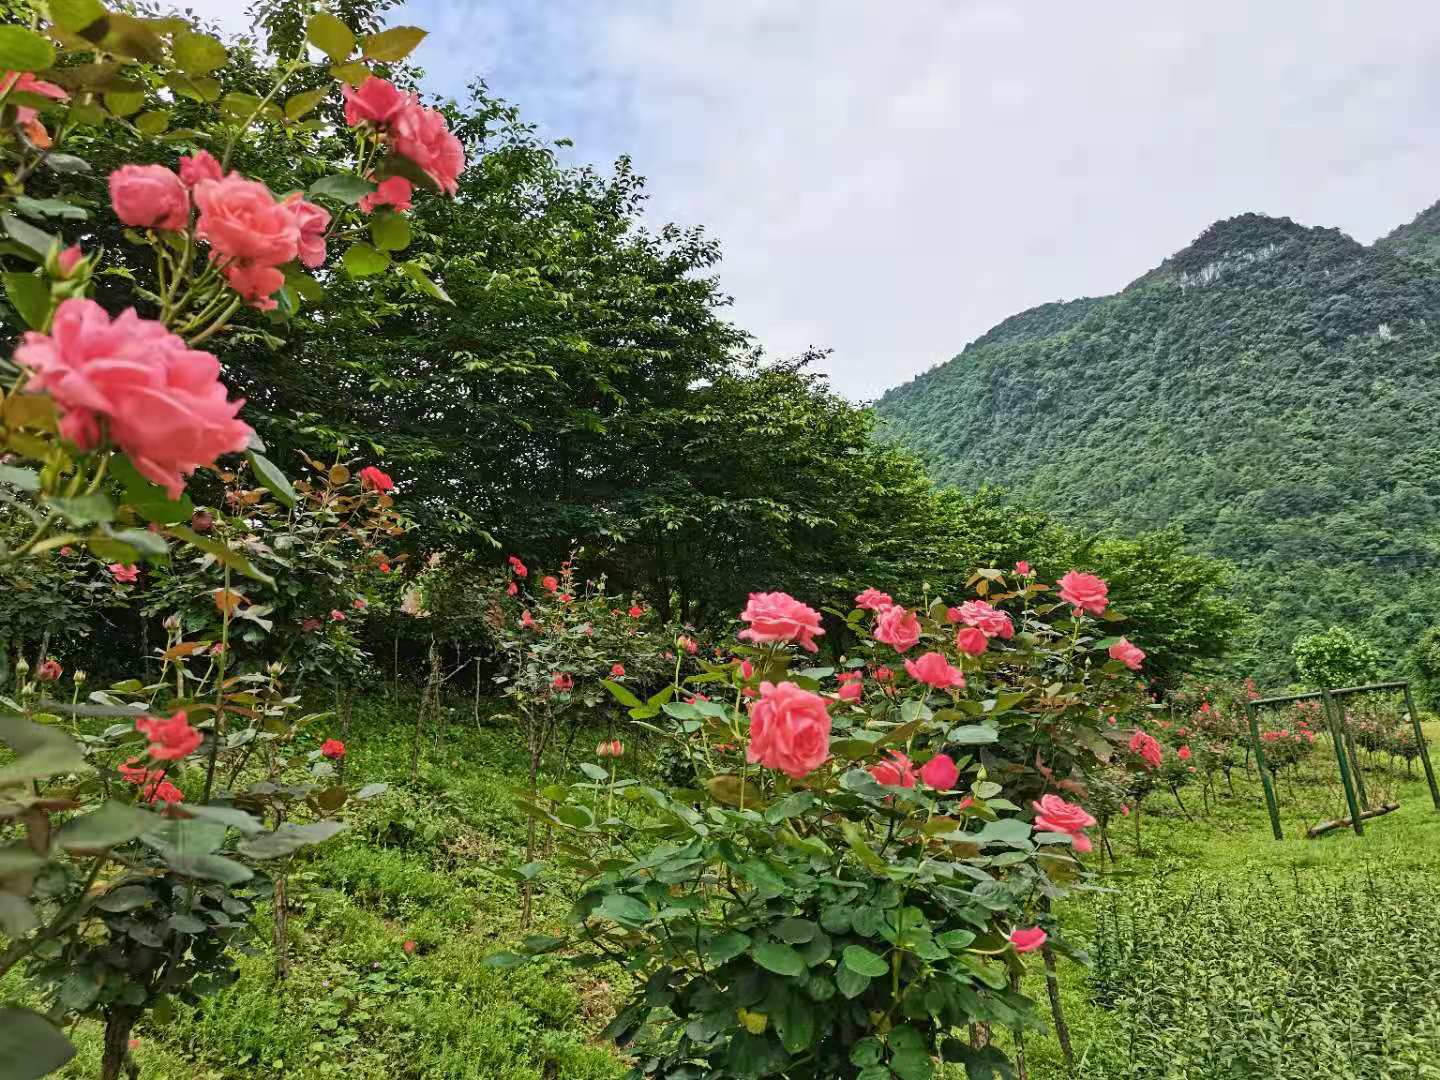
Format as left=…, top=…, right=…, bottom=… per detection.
left=875, top=209, right=1440, bottom=682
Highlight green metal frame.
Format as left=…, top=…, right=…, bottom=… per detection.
left=1244, top=680, right=1440, bottom=841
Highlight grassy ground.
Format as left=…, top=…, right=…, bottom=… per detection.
left=19, top=700, right=1440, bottom=1079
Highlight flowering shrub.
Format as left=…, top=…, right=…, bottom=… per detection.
left=0, top=5, right=458, bottom=1074
left=1291, top=626, right=1381, bottom=689
left=492, top=566, right=1144, bottom=1077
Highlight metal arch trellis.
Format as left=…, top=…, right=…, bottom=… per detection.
left=1244, top=680, right=1440, bottom=840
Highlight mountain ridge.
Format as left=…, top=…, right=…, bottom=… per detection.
left=875, top=203, right=1440, bottom=680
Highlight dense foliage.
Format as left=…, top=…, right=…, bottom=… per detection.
left=875, top=210, right=1440, bottom=682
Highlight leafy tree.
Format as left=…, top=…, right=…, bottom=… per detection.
left=1292, top=625, right=1382, bottom=689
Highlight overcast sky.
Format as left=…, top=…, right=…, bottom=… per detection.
left=192, top=1, right=1440, bottom=399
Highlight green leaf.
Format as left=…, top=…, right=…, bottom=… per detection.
left=157, top=852, right=252, bottom=885
left=775, top=917, right=818, bottom=944
left=705, top=930, right=750, bottom=965
left=247, top=450, right=296, bottom=508
left=835, top=962, right=871, bottom=999
left=41, top=152, right=91, bottom=175
left=342, top=242, right=390, bottom=278
left=45, top=492, right=114, bottom=526
left=598, top=893, right=651, bottom=926
left=165, top=525, right=275, bottom=587
left=172, top=30, right=227, bottom=74
left=482, top=951, right=526, bottom=968
left=355, top=782, right=388, bottom=800
left=49, top=0, right=107, bottom=34
left=370, top=210, right=411, bottom=251
left=578, top=762, right=608, bottom=781
left=0, top=464, right=39, bottom=492
left=57, top=802, right=158, bottom=851
left=0, top=738, right=86, bottom=786
left=179, top=804, right=264, bottom=835
left=0, top=1007, right=75, bottom=1079
left=110, top=453, right=193, bottom=524
left=360, top=26, right=427, bottom=62
left=600, top=678, right=643, bottom=708
left=238, top=821, right=345, bottom=860
left=135, top=109, right=170, bottom=136
left=94, top=884, right=157, bottom=913
left=309, top=172, right=374, bottom=204
left=284, top=87, right=327, bottom=120
left=306, top=12, right=355, bottom=61
left=3, top=270, right=47, bottom=329
left=401, top=261, right=452, bottom=303
left=947, top=724, right=999, bottom=745
left=1, top=212, right=56, bottom=260
left=842, top=944, right=890, bottom=977
left=0, top=26, right=56, bottom=72
left=971, top=817, right=1034, bottom=848
left=167, top=912, right=206, bottom=933
left=0, top=844, right=45, bottom=878
left=12, top=196, right=87, bottom=221
left=103, top=87, right=146, bottom=116
left=752, top=941, right=805, bottom=977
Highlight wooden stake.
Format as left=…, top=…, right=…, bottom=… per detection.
left=1307, top=801, right=1399, bottom=838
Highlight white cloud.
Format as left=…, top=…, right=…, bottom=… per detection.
left=180, top=1, right=1440, bottom=399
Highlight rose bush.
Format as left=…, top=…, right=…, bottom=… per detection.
left=0, top=5, right=459, bottom=1075
left=493, top=566, right=1147, bottom=1077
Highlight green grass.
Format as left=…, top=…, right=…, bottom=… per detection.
left=22, top=700, right=1440, bottom=1079
left=1014, top=727, right=1440, bottom=1079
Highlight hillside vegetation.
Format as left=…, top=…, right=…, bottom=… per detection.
left=876, top=209, right=1440, bottom=681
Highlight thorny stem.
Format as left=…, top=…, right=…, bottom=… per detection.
left=202, top=564, right=233, bottom=802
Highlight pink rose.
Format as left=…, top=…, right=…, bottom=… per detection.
left=221, top=261, right=284, bottom=310
left=873, top=605, right=921, bottom=653
left=507, top=555, right=528, bottom=577
left=1108, top=637, right=1145, bottom=670
left=108, top=164, right=189, bottom=230
left=1129, top=729, right=1162, bottom=770
left=1057, top=571, right=1108, bottom=616
left=321, top=739, right=346, bottom=759
left=954, top=627, right=988, bottom=656
left=918, top=753, right=959, bottom=790
left=194, top=174, right=299, bottom=266
left=330, top=609, right=346, bottom=622
left=869, top=751, right=917, bottom=789
left=1015, top=561, right=1031, bottom=576
left=391, top=101, right=465, bottom=195
left=746, top=681, right=831, bottom=779
left=1177, top=745, right=1192, bottom=761
left=737, top=592, right=825, bottom=653
left=1032, top=793, right=1096, bottom=853
left=542, top=575, right=559, bottom=593
left=956, top=600, right=1014, bottom=640
left=18, top=299, right=252, bottom=498
left=136, top=710, right=202, bottom=761
left=2, top=71, right=66, bottom=101
left=342, top=76, right=412, bottom=127
left=36, top=658, right=62, bottom=682
left=611, top=664, right=625, bottom=677
left=521, top=610, right=535, bottom=629
left=854, top=587, right=892, bottom=611
left=904, top=651, right=965, bottom=689
left=55, top=244, right=84, bottom=278
left=739, top=660, right=754, bottom=680
left=178, top=150, right=223, bottom=187
left=836, top=680, right=862, bottom=703
left=284, top=193, right=331, bottom=268
left=1009, top=927, right=1047, bottom=953
left=359, top=175, right=414, bottom=214
left=552, top=672, right=573, bottom=692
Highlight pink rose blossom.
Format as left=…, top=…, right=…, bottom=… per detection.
left=521, top=610, right=536, bottom=629
left=737, top=592, right=825, bottom=653
left=1057, top=571, right=1109, bottom=616
left=136, top=710, right=202, bottom=761
left=611, top=664, right=625, bottom=677
left=904, top=651, right=965, bottom=689
left=739, top=659, right=754, bottom=680
left=1177, top=745, right=1192, bottom=761
left=746, top=681, right=831, bottom=779
left=873, top=605, right=921, bottom=653
left=1015, top=561, right=1031, bottom=576
left=359, top=175, right=414, bottom=214
left=628, top=605, right=644, bottom=618
left=854, top=587, right=893, bottom=611
left=1032, top=793, right=1096, bottom=853
left=108, top=164, right=189, bottom=231
left=1129, top=729, right=1163, bottom=770
left=836, top=680, right=862, bottom=703
left=956, top=600, right=1014, bottom=640
left=552, top=672, right=573, bottom=692
left=1108, top=637, right=1145, bottom=670
left=221, top=261, right=284, bottom=310
left=391, top=102, right=465, bottom=195
left=954, top=627, right=988, bottom=656
left=321, top=739, right=346, bottom=759
left=869, top=750, right=917, bottom=789
left=56, top=244, right=84, bottom=278
left=194, top=174, right=299, bottom=266
left=507, top=555, right=528, bottom=578
left=177, top=150, right=223, bottom=188
left=874, top=666, right=893, bottom=682
left=918, top=753, right=959, bottom=790
left=1009, top=926, right=1047, bottom=953
left=36, top=658, right=62, bottom=682
left=542, top=575, right=559, bottom=593
left=284, top=193, right=331, bottom=268
left=352, top=597, right=367, bottom=610
left=330, top=609, right=346, bottom=622
left=18, top=301, right=251, bottom=497
left=108, top=563, right=140, bottom=583
left=342, top=76, right=411, bottom=127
